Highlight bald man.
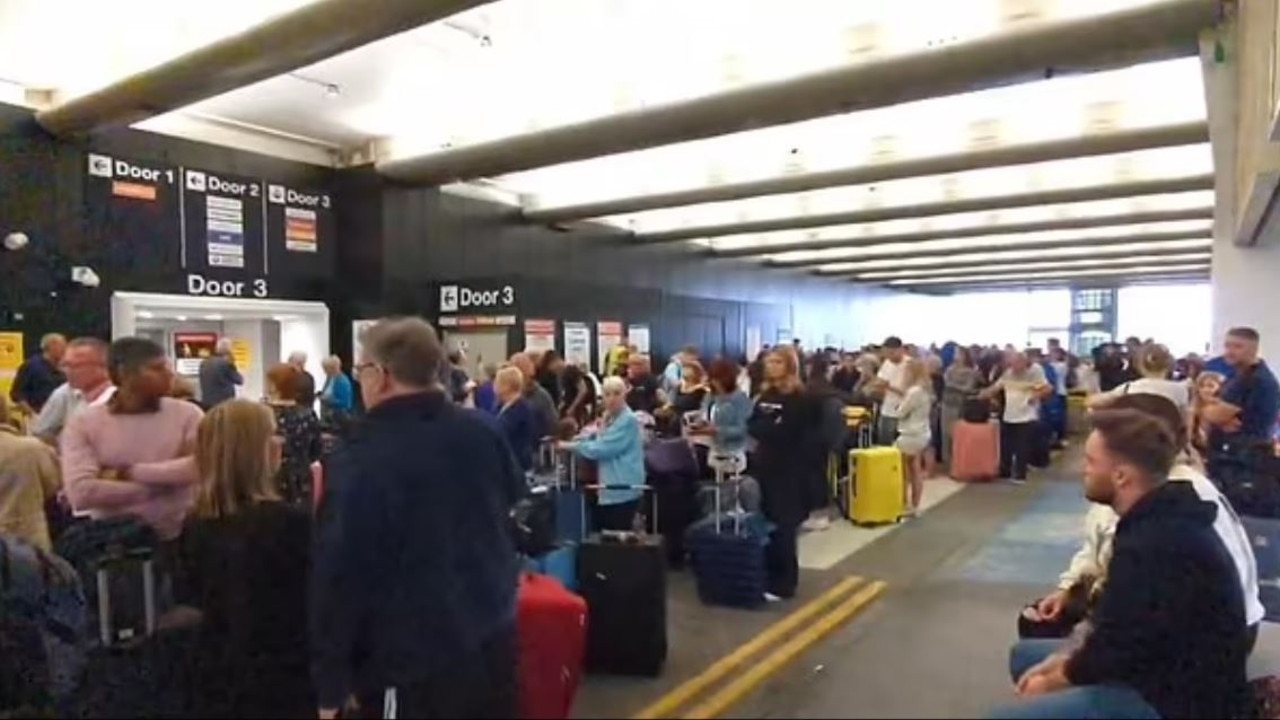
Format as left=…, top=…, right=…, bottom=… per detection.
left=10, top=333, right=66, bottom=414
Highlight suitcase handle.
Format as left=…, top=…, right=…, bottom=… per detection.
left=711, top=465, right=746, bottom=536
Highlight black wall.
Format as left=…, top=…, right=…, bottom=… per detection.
left=2, top=104, right=896, bottom=363
left=0, top=103, right=335, bottom=350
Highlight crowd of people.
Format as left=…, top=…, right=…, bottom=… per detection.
left=1, top=317, right=1278, bottom=719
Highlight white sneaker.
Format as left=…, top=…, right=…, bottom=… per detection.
left=803, top=516, right=831, bottom=532
left=1008, top=477, right=1027, bottom=486
left=764, top=592, right=783, bottom=603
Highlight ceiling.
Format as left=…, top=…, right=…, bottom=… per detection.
left=0, top=0, right=1216, bottom=293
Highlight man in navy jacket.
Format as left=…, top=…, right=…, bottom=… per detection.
left=991, top=408, right=1250, bottom=720
left=311, top=317, right=524, bottom=719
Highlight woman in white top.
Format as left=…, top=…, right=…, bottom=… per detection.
left=894, top=359, right=933, bottom=516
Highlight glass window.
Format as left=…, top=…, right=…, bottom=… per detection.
left=1117, top=282, right=1211, bottom=355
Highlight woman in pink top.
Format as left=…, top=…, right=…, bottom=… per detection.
left=60, top=337, right=202, bottom=540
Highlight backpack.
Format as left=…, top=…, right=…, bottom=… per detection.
left=0, top=536, right=87, bottom=715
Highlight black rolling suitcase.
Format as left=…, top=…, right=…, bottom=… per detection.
left=578, top=485, right=667, bottom=677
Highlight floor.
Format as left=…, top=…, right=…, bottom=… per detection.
left=574, top=452, right=1280, bottom=719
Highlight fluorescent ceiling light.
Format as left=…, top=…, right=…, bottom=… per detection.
left=604, top=144, right=1211, bottom=236
left=703, top=190, right=1214, bottom=253
left=885, top=263, right=1210, bottom=286
left=0, top=0, right=318, bottom=99
left=815, top=238, right=1212, bottom=274
left=784, top=222, right=1211, bottom=266
left=377, top=0, right=1178, bottom=161
left=854, top=252, right=1213, bottom=280
left=137, top=311, right=155, bottom=319
left=507, top=57, right=1204, bottom=209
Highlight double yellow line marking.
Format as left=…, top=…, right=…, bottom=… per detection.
left=632, top=576, right=888, bottom=720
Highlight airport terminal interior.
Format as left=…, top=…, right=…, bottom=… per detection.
left=4, top=0, right=1280, bottom=718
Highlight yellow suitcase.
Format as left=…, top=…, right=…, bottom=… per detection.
left=850, top=447, right=905, bottom=525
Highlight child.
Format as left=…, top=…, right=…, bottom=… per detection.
left=895, top=359, right=933, bottom=516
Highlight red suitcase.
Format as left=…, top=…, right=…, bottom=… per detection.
left=951, top=420, right=999, bottom=482
left=517, top=573, right=588, bottom=720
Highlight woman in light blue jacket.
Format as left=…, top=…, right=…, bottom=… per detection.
left=561, top=376, right=646, bottom=531
left=693, top=358, right=753, bottom=475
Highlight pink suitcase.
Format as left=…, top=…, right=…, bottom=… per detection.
left=951, top=420, right=999, bottom=482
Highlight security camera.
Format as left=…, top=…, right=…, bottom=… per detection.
left=71, top=266, right=100, bottom=288
left=3, top=232, right=29, bottom=251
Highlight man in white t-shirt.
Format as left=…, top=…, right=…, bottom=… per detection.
left=871, top=336, right=907, bottom=445
left=981, top=351, right=1051, bottom=483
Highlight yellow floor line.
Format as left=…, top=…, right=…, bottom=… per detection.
left=681, top=581, right=889, bottom=720
left=630, top=576, right=866, bottom=720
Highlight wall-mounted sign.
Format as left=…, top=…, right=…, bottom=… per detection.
left=185, top=272, right=267, bottom=298
left=439, top=282, right=516, bottom=313
left=597, top=321, right=624, bottom=375
left=229, top=338, right=252, bottom=373
left=0, top=332, right=23, bottom=400
left=173, top=332, right=217, bottom=375
left=564, top=322, right=591, bottom=366
left=182, top=168, right=266, bottom=272
left=628, top=323, right=651, bottom=355
left=524, top=319, right=557, bottom=354
left=438, top=315, right=517, bottom=328
left=267, top=183, right=330, bottom=255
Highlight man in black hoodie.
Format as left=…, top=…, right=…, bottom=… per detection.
left=990, top=408, right=1250, bottom=720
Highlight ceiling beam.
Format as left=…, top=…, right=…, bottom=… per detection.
left=841, top=251, right=1212, bottom=281
left=377, top=0, right=1217, bottom=184
left=35, top=0, right=493, bottom=136
left=642, top=174, right=1215, bottom=243
left=800, top=229, right=1211, bottom=272
left=524, top=122, right=1209, bottom=223
left=886, top=269, right=1211, bottom=293
left=711, top=206, right=1214, bottom=260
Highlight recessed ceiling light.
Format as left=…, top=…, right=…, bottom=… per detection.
left=137, top=311, right=154, bottom=319
left=273, top=315, right=296, bottom=322
left=175, top=315, right=188, bottom=322
left=204, top=314, right=223, bottom=321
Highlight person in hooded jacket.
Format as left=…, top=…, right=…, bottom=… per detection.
left=802, top=355, right=846, bottom=531
left=747, top=347, right=812, bottom=602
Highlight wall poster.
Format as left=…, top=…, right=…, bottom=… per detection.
left=173, top=332, right=218, bottom=375
left=0, top=332, right=23, bottom=400
left=524, top=319, right=557, bottom=354
left=597, top=321, right=624, bottom=374
left=229, top=338, right=252, bottom=373
left=563, top=322, right=591, bottom=367
left=627, top=323, right=651, bottom=355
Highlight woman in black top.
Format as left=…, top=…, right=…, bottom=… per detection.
left=747, top=347, right=812, bottom=601
left=176, top=399, right=312, bottom=718
left=265, top=363, right=322, bottom=503
left=559, top=363, right=595, bottom=428
left=672, top=360, right=710, bottom=417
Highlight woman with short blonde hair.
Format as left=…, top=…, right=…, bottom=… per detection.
left=894, top=358, right=934, bottom=516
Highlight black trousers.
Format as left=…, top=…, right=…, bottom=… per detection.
left=1000, top=421, right=1035, bottom=480
left=354, top=627, right=517, bottom=719
left=765, top=520, right=801, bottom=599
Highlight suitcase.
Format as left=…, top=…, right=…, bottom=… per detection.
left=961, top=397, right=991, bottom=424
left=1244, top=516, right=1280, bottom=622
left=526, top=543, right=579, bottom=592
left=850, top=447, right=905, bottom=525
left=73, top=625, right=198, bottom=719
left=513, top=486, right=559, bottom=558
left=686, top=470, right=769, bottom=609
left=951, top=420, right=999, bottom=483
left=516, top=573, right=587, bottom=720
left=577, top=486, right=666, bottom=676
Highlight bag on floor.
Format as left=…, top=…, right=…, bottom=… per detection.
left=578, top=485, right=666, bottom=677
left=951, top=420, right=999, bottom=483
left=850, top=447, right=904, bottom=525
left=73, top=623, right=199, bottom=719
left=1243, top=515, right=1280, bottom=622
left=961, top=397, right=991, bottom=424
left=55, top=517, right=164, bottom=648
left=513, top=486, right=558, bottom=558
left=686, top=472, right=771, bottom=609
left=517, top=573, right=587, bottom=720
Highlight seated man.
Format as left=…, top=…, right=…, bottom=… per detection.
left=990, top=408, right=1250, bottom=720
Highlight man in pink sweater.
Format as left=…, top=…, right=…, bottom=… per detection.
left=60, top=337, right=203, bottom=540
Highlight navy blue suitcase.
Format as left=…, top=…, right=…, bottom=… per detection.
left=686, top=472, right=769, bottom=609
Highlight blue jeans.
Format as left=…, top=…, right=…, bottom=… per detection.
left=996, top=639, right=1159, bottom=719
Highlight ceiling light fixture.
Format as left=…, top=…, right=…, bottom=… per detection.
left=288, top=72, right=341, bottom=99
left=175, top=315, right=188, bottom=322
left=137, top=311, right=154, bottom=319
left=204, top=314, right=223, bottom=321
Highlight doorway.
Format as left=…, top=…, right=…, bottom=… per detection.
left=444, top=330, right=509, bottom=380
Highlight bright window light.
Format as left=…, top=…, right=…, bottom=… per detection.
left=816, top=238, right=1212, bottom=274
left=854, top=252, right=1213, bottom=280
left=790, top=224, right=1210, bottom=268
left=1117, top=282, right=1212, bottom=355
left=0, top=0, right=318, bottom=99
left=885, top=263, right=1210, bottom=286
left=378, top=0, right=1174, bottom=163
left=608, top=144, right=1211, bottom=236
left=705, top=190, right=1213, bottom=253
left=507, top=57, right=1205, bottom=209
